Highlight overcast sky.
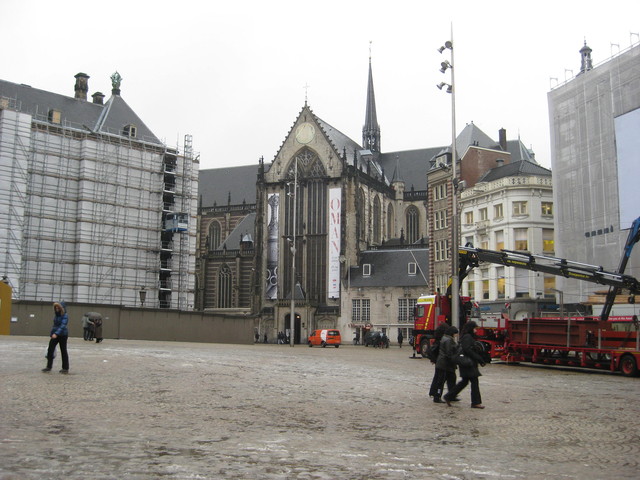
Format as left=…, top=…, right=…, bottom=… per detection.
left=3, top=1, right=639, bottom=170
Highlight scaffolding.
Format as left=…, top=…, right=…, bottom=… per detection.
left=0, top=90, right=198, bottom=308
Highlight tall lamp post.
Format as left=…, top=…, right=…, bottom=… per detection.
left=289, top=161, right=298, bottom=347
left=438, top=29, right=460, bottom=328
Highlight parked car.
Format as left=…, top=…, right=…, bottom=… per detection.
left=364, top=331, right=389, bottom=348
left=308, top=329, right=341, bottom=348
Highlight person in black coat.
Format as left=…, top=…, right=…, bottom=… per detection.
left=429, top=324, right=458, bottom=403
left=444, top=321, right=486, bottom=408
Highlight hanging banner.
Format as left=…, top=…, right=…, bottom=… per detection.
left=266, top=193, right=279, bottom=299
left=328, top=187, right=341, bottom=298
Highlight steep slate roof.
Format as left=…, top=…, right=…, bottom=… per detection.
left=0, top=78, right=161, bottom=145
left=199, top=164, right=259, bottom=208
left=316, top=116, right=362, bottom=157
left=349, top=248, right=429, bottom=288
left=477, top=159, right=551, bottom=183
left=378, top=147, right=442, bottom=191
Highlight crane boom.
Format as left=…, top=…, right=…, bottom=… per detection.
left=459, top=245, right=640, bottom=297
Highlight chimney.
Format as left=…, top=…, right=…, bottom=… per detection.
left=498, top=128, right=507, bottom=151
left=91, top=92, right=105, bottom=105
left=74, top=72, right=90, bottom=100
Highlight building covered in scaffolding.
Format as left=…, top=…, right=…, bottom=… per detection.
left=0, top=72, right=198, bottom=309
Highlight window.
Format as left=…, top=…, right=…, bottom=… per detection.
left=398, top=298, right=417, bottom=323
left=494, top=203, right=503, bottom=219
left=435, top=210, right=448, bottom=230
left=433, top=183, right=447, bottom=200
left=481, top=270, right=490, bottom=300
left=464, top=236, right=474, bottom=248
left=479, top=208, right=488, bottom=221
left=464, top=211, right=474, bottom=225
left=48, top=109, right=61, bottom=124
left=496, top=267, right=505, bottom=299
left=480, top=236, right=489, bottom=250
left=217, top=264, right=232, bottom=308
left=541, top=202, right=554, bottom=216
left=363, top=264, right=371, bottom=276
left=543, top=229, right=554, bottom=253
left=406, top=206, right=420, bottom=243
left=435, top=274, right=449, bottom=294
left=514, top=228, right=528, bottom=251
left=408, top=262, right=417, bottom=275
left=352, top=299, right=371, bottom=323
left=495, top=230, right=504, bottom=250
left=122, top=124, right=137, bottom=138
left=208, top=221, right=221, bottom=251
left=373, top=196, right=381, bottom=244
left=544, top=275, right=556, bottom=293
left=513, top=201, right=528, bottom=216
left=387, top=204, right=394, bottom=239
left=466, top=280, right=475, bottom=299
left=435, top=239, right=449, bottom=261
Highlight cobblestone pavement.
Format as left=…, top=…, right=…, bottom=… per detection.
left=1, top=336, right=639, bottom=480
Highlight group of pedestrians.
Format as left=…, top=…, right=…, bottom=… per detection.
left=276, top=331, right=290, bottom=344
left=428, top=320, right=487, bottom=409
left=82, top=313, right=103, bottom=343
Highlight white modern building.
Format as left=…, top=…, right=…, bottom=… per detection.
left=0, top=72, right=198, bottom=308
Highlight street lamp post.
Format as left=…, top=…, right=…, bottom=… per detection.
left=438, top=28, right=460, bottom=328
left=289, top=161, right=298, bottom=347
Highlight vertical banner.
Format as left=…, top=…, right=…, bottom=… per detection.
left=266, top=193, right=279, bottom=299
left=328, top=187, right=341, bottom=298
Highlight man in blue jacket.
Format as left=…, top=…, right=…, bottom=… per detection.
left=42, top=301, right=70, bottom=374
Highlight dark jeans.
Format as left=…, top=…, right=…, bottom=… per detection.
left=46, top=336, right=69, bottom=370
left=445, top=376, right=482, bottom=405
left=429, top=368, right=456, bottom=399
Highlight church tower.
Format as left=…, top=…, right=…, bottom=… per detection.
left=362, top=55, right=381, bottom=153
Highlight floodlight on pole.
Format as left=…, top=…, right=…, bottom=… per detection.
left=438, top=26, right=460, bottom=329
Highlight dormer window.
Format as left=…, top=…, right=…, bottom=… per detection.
left=48, top=109, right=61, bottom=124
left=363, top=264, right=371, bottom=276
left=122, top=124, right=137, bottom=138
left=408, top=262, right=417, bottom=275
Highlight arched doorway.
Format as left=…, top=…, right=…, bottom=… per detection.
left=285, top=312, right=302, bottom=344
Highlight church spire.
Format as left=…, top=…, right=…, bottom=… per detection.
left=578, top=39, right=593, bottom=75
left=363, top=43, right=381, bottom=153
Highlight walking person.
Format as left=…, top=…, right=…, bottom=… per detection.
left=444, top=321, right=486, bottom=409
left=42, top=301, right=70, bottom=374
left=397, top=329, right=404, bottom=348
left=430, top=324, right=458, bottom=403
left=93, top=315, right=103, bottom=343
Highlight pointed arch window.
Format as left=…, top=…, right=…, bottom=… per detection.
left=406, top=206, right=420, bottom=244
left=386, top=203, right=394, bottom=239
left=217, top=264, right=232, bottom=308
left=209, top=221, right=221, bottom=251
left=283, top=148, right=328, bottom=302
left=356, top=188, right=365, bottom=241
left=373, top=196, right=381, bottom=244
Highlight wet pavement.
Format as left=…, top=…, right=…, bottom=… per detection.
left=1, top=336, right=639, bottom=479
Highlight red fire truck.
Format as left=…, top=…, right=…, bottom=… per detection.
left=413, top=217, right=640, bottom=376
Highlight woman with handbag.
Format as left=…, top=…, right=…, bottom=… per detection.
left=444, top=321, right=486, bottom=409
